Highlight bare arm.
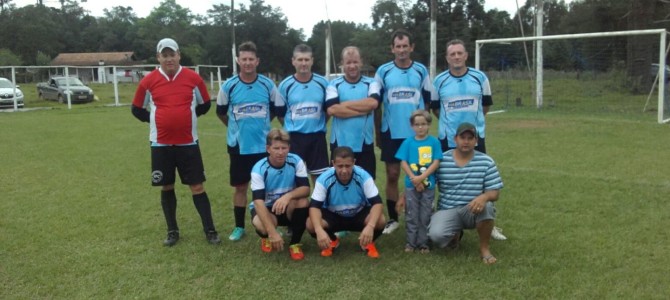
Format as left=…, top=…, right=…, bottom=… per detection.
left=327, top=98, right=378, bottom=118
left=309, top=207, right=331, bottom=249
left=359, top=203, right=383, bottom=247
left=253, top=199, right=284, bottom=250
left=271, top=186, right=310, bottom=214
left=467, top=190, right=500, bottom=214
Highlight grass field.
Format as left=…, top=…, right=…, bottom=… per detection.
left=1, top=79, right=670, bottom=298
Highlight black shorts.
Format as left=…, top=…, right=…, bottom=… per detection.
left=440, top=137, right=487, bottom=153
left=250, top=207, right=291, bottom=226
left=330, top=142, right=376, bottom=179
left=151, top=144, right=205, bottom=186
left=289, top=132, right=329, bottom=175
left=229, top=152, right=267, bottom=186
left=321, top=207, right=371, bottom=232
left=379, top=130, right=405, bottom=163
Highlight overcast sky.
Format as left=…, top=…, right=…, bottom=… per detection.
left=13, top=0, right=569, bottom=35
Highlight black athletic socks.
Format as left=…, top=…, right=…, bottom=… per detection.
left=387, top=199, right=398, bottom=221
left=234, top=206, right=246, bottom=228
left=192, top=192, right=216, bottom=232
left=289, top=207, right=308, bottom=245
left=161, top=189, right=179, bottom=232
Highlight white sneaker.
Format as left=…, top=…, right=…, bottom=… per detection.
left=491, top=226, right=507, bottom=241
left=382, top=220, right=399, bottom=234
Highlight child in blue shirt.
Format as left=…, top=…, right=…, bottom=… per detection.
left=395, top=110, right=442, bottom=253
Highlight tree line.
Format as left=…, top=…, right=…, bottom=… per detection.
left=1, top=0, right=668, bottom=81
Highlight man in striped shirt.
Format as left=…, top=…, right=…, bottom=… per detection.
left=428, top=122, right=503, bottom=264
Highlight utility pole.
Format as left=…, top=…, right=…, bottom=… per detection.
left=535, top=0, right=544, bottom=109
left=231, top=0, right=237, bottom=75
left=430, top=0, right=437, bottom=79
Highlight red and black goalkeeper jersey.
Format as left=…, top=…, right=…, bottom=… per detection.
left=132, top=67, right=210, bottom=145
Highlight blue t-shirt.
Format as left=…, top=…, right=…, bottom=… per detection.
left=435, top=150, right=503, bottom=210
left=309, top=166, right=382, bottom=217
left=325, top=75, right=381, bottom=151
left=277, top=74, right=328, bottom=134
left=395, top=135, right=442, bottom=190
left=250, top=153, right=309, bottom=209
left=375, top=61, right=436, bottom=139
left=431, top=67, right=492, bottom=147
left=217, top=74, right=284, bottom=154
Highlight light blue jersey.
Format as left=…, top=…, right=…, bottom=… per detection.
left=310, top=166, right=380, bottom=217
left=250, top=153, right=309, bottom=209
left=325, top=76, right=381, bottom=152
left=277, top=74, right=328, bottom=133
left=395, top=135, right=442, bottom=190
left=435, top=150, right=503, bottom=210
left=375, top=61, right=436, bottom=139
left=432, top=67, right=492, bottom=147
left=217, top=74, right=284, bottom=154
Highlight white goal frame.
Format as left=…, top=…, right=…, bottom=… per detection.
left=475, top=29, right=669, bottom=124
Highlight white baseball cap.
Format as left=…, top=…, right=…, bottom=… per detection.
left=156, top=38, right=179, bottom=53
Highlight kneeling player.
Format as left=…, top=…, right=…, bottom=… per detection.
left=306, top=146, right=386, bottom=258
left=250, top=129, right=310, bottom=260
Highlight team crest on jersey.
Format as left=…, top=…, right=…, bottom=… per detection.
left=392, top=91, right=415, bottom=99
left=295, top=106, right=318, bottom=116
left=152, top=170, right=163, bottom=183
left=448, top=99, right=475, bottom=109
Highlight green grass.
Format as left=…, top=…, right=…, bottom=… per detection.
left=1, top=79, right=670, bottom=298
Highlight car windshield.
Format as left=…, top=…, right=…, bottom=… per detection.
left=56, top=78, right=85, bottom=86
left=0, top=80, right=14, bottom=89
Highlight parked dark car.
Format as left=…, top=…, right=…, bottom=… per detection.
left=36, top=76, right=95, bottom=103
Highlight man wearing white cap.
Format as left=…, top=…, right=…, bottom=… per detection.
left=131, top=38, right=221, bottom=247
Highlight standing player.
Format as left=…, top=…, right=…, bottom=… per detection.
left=326, top=46, right=381, bottom=178
left=131, top=38, right=220, bottom=246
left=306, top=146, right=386, bottom=258
left=375, top=29, right=436, bottom=234
left=217, top=41, right=284, bottom=242
left=250, top=129, right=310, bottom=260
left=431, top=39, right=506, bottom=240
left=277, top=44, right=330, bottom=182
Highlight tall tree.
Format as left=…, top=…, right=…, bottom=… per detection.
left=233, top=0, right=302, bottom=76
left=134, top=0, right=201, bottom=64
left=307, top=20, right=361, bottom=74
left=98, top=6, right=139, bottom=51
left=1, top=4, right=62, bottom=64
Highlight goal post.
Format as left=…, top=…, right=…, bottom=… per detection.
left=475, top=29, right=669, bottom=124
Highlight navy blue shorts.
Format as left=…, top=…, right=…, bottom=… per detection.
left=321, top=207, right=372, bottom=232
left=229, top=151, right=267, bottom=186
left=289, top=131, right=329, bottom=175
left=379, top=130, right=405, bottom=163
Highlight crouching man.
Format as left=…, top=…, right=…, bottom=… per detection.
left=428, top=123, right=504, bottom=264
left=307, top=146, right=386, bottom=258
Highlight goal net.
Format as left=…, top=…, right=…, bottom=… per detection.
left=475, top=29, right=669, bottom=124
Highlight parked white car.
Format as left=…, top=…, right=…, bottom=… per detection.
left=0, top=77, right=24, bottom=109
